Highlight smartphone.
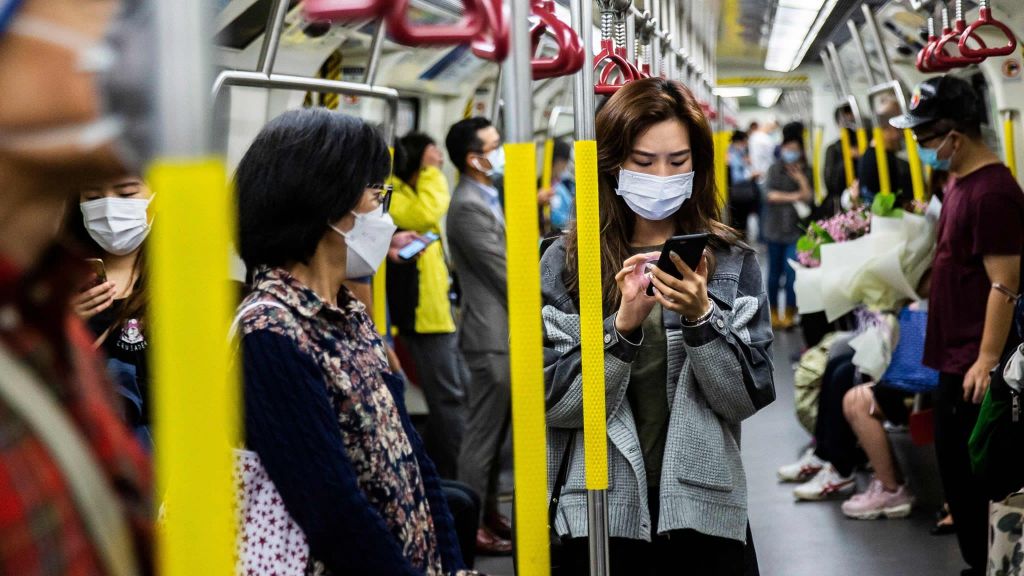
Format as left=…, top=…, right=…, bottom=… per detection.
left=398, top=232, right=441, bottom=261
left=645, top=232, right=710, bottom=296
left=85, top=258, right=107, bottom=287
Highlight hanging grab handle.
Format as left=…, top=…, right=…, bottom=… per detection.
left=470, top=0, right=509, bottom=62
left=303, top=0, right=387, bottom=20
left=933, top=0, right=987, bottom=67
left=924, top=11, right=957, bottom=72
left=529, top=0, right=584, bottom=80
left=960, top=0, right=1017, bottom=58
left=386, top=0, right=486, bottom=45
left=594, top=38, right=641, bottom=94
left=916, top=17, right=940, bottom=72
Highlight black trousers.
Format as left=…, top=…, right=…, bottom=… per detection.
left=934, top=373, right=988, bottom=573
left=813, top=347, right=864, bottom=477
left=441, top=479, right=480, bottom=569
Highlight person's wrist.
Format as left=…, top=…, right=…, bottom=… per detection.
left=682, top=298, right=713, bottom=325
left=614, top=313, right=639, bottom=335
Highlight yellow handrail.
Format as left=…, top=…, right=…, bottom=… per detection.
left=903, top=129, right=925, bottom=202
left=839, top=128, right=855, bottom=188
left=872, top=127, right=892, bottom=196
left=1005, top=111, right=1018, bottom=180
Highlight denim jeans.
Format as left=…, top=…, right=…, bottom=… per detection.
left=766, top=241, right=797, bottom=311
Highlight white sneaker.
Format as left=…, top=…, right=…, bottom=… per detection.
left=793, top=465, right=856, bottom=501
left=777, top=448, right=826, bottom=483
left=841, top=478, right=914, bottom=520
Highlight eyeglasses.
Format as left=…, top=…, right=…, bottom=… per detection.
left=368, top=183, right=393, bottom=213
left=913, top=129, right=952, bottom=147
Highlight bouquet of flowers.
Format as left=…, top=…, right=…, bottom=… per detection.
left=795, top=206, right=871, bottom=268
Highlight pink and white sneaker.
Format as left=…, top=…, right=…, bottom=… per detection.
left=777, top=447, right=826, bottom=483
left=793, top=465, right=856, bottom=501
left=841, top=478, right=914, bottom=519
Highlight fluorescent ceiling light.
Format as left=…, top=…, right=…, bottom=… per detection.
left=763, top=0, right=841, bottom=72
left=758, top=88, right=783, bottom=108
left=713, top=87, right=755, bottom=98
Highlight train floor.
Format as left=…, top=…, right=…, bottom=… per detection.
left=474, top=329, right=965, bottom=576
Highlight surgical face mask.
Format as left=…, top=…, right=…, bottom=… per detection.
left=329, top=205, right=397, bottom=279
left=781, top=149, right=802, bottom=164
left=1, top=4, right=155, bottom=171
left=81, top=195, right=154, bottom=256
left=616, top=168, right=694, bottom=221
left=472, top=147, right=505, bottom=177
left=918, top=134, right=952, bottom=171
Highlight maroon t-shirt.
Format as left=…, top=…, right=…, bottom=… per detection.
left=924, top=163, right=1024, bottom=375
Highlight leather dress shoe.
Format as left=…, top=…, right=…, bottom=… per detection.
left=475, top=527, right=512, bottom=556
left=484, top=511, right=513, bottom=540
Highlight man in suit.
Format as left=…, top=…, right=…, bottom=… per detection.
left=444, top=117, right=513, bottom=556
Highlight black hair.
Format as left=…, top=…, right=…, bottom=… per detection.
left=730, top=130, right=748, bottom=144
left=395, top=132, right=436, bottom=183
left=782, top=135, right=806, bottom=149
left=235, top=108, right=391, bottom=271
left=552, top=138, right=572, bottom=162
left=834, top=104, right=853, bottom=124
left=445, top=117, right=492, bottom=174
left=782, top=121, right=805, bottom=143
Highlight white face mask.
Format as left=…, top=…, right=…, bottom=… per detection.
left=616, top=168, right=694, bottom=221
left=329, top=205, right=397, bottom=279
left=81, top=195, right=154, bottom=256
left=471, top=146, right=505, bottom=177
left=1, top=7, right=154, bottom=170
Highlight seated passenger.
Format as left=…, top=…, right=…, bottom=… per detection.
left=68, top=174, right=155, bottom=449
left=234, top=108, right=464, bottom=575
left=542, top=78, right=774, bottom=575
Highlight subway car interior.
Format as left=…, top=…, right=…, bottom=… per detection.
left=2, top=0, right=1024, bottom=575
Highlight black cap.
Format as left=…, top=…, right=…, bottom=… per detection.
left=890, top=76, right=979, bottom=130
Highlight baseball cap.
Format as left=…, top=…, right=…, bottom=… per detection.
left=889, top=76, right=980, bottom=130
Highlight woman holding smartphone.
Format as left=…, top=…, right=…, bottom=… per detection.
left=67, top=174, right=155, bottom=448
left=541, top=78, right=775, bottom=575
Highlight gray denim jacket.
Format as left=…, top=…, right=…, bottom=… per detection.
left=541, top=237, right=775, bottom=543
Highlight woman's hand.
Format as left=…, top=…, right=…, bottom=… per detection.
left=649, top=250, right=711, bottom=320
left=73, top=281, right=117, bottom=320
left=387, top=230, right=424, bottom=263
left=614, top=252, right=659, bottom=334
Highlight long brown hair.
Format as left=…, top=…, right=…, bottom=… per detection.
left=564, top=77, right=741, bottom=313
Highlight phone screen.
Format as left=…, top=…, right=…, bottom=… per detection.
left=645, top=232, right=709, bottom=296
left=398, top=232, right=440, bottom=261
left=85, top=258, right=107, bottom=286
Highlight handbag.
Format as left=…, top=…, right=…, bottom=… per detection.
left=880, top=307, right=940, bottom=394
left=549, top=430, right=577, bottom=575
left=987, top=490, right=1024, bottom=576
left=969, top=298, right=1024, bottom=502
left=231, top=301, right=312, bottom=576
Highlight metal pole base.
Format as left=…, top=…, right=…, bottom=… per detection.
left=587, top=490, right=611, bottom=576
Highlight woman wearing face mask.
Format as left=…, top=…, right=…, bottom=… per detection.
left=235, top=108, right=466, bottom=575
left=541, top=78, right=774, bottom=575
left=763, top=136, right=813, bottom=329
left=68, top=174, right=155, bottom=448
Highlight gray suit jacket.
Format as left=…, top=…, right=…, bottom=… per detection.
left=446, top=176, right=509, bottom=354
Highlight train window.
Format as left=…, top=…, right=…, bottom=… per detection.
left=397, top=97, right=421, bottom=135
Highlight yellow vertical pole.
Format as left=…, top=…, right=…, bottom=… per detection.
left=872, top=127, right=892, bottom=196
left=1004, top=111, right=1018, bottom=180
left=505, top=141, right=549, bottom=574
left=715, top=132, right=728, bottom=208
left=151, top=159, right=238, bottom=576
left=856, top=127, right=869, bottom=155
left=903, top=129, right=925, bottom=202
left=574, top=140, right=607, bottom=491
left=813, top=128, right=825, bottom=205
left=839, top=128, right=855, bottom=188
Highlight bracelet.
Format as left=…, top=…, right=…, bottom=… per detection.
left=993, top=283, right=1020, bottom=304
left=682, top=299, right=715, bottom=326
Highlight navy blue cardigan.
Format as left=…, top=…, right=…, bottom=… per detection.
left=242, top=330, right=464, bottom=575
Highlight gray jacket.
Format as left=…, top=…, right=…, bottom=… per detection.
left=446, top=176, right=509, bottom=353
left=541, top=237, right=775, bottom=543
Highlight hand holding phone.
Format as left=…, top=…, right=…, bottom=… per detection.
left=646, top=232, right=712, bottom=321
left=74, top=258, right=116, bottom=320
left=396, top=232, right=440, bottom=261
left=85, top=258, right=107, bottom=287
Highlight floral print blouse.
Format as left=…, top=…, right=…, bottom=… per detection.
left=238, top=266, right=445, bottom=575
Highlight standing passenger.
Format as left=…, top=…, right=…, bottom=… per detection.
left=0, top=1, right=154, bottom=574
left=388, top=132, right=465, bottom=479
left=727, top=130, right=758, bottom=238
left=543, top=78, right=775, bottom=575
left=235, top=108, right=464, bottom=575
left=892, top=76, right=1024, bottom=576
left=68, top=175, right=155, bottom=449
left=444, top=117, right=514, bottom=556
left=763, top=135, right=813, bottom=329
